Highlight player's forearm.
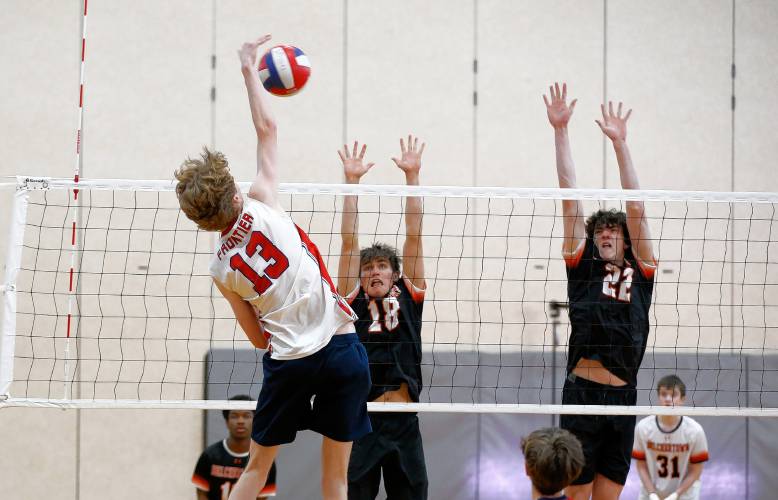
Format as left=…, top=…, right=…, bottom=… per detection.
left=242, top=65, right=279, bottom=190
left=613, top=139, right=640, bottom=190
left=612, top=140, right=648, bottom=225
left=340, top=196, right=359, bottom=249
left=341, top=172, right=360, bottom=244
left=675, top=463, right=703, bottom=496
left=636, top=461, right=656, bottom=494
left=242, top=64, right=277, bottom=139
left=404, top=171, right=423, bottom=239
left=553, top=127, right=584, bottom=240
left=554, top=127, right=577, bottom=189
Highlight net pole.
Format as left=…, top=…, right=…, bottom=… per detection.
left=0, top=185, right=30, bottom=398
left=65, top=0, right=89, bottom=400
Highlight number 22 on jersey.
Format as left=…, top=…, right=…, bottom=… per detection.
left=602, top=263, right=633, bottom=302
left=229, top=230, right=289, bottom=295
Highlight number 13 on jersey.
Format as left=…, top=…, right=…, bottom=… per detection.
left=229, top=230, right=289, bottom=295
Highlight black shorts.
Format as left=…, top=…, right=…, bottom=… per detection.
left=252, top=333, right=372, bottom=446
left=560, top=373, right=637, bottom=486
left=348, top=412, right=428, bottom=500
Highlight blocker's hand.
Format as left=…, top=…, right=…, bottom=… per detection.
left=543, top=82, right=577, bottom=129
left=664, top=493, right=679, bottom=500
left=392, top=134, right=425, bottom=177
left=338, top=141, right=375, bottom=183
left=648, top=494, right=660, bottom=500
left=595, top=101, right=632, bottom=143
left=238, top=34, right=272, bottom=68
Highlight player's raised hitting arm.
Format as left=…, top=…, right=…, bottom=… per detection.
left=596, top=101, right=655, bottom=269
left=337, top=142, right=375, bottom=296
left=238, top=34, right=280, bottom=210
left=544, top=82, right=586, bottom=259
left=392, top=135, right=426, bottom=288
left=209, top=35, right=282, bottom=352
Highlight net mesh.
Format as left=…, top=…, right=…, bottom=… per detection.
left=2, top=178, right=778, bottom=415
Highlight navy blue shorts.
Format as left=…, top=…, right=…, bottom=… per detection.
left=560, top=373, right=637, bottom=486
left=252, top=333, right=372, bottom=446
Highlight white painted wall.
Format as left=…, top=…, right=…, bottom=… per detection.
left=1, top=1, right=777, bottom=499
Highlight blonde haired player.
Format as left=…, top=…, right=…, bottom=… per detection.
left=175, top=34, right=371, bottom=500
left=632, top=375, right=709, bottom=500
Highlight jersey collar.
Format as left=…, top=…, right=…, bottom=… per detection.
left=655, top=415, right=684, bottom=434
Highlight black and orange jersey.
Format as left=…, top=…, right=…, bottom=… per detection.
left=192, top=440, right=277, bottom=499
left=564, top=238, right=656, bottom=386
left=347, top=276, right=425, bottom=402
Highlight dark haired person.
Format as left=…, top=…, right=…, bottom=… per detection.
left=521, top=427, right=585, bottom=500
left=336, top=137, right=429, bottom=499
left=192, top=395, right=278, bottom=499
left=543, top=82, right=657, bottom=500
left=633, top=375, right=708, bottom=500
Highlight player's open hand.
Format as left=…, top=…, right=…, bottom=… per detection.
left=392, top=134, right=425, bottom=177
left=338, top=142, right=375, bottom=183
left=596, top=101, right=632, bottom=143
left=238, top=34, right=272, bottom=68
left=543, top=82, right=577, bottom=129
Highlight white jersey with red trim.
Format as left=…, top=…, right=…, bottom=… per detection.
left=632, top=416, right=708, bottom=498
left=210, top=198, right=356, bottom=360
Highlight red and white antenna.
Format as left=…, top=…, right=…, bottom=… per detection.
left=65, top=0, right=88, bottom=400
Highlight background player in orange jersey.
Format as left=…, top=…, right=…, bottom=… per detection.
left=633, top=375, right=708, bottom=500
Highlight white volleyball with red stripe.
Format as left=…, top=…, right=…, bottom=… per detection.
left=258, top=45, right=311, bottom=97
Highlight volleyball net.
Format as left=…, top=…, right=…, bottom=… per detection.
left=1, top=177, right=777, bottom=417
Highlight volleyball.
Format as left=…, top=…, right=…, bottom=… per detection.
left=258, top=44, right=311, bottom=96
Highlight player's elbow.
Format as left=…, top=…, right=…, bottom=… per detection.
left=340, top=238, right=356, bottom=255
left=256, top=117, right=277, bottom=138
left=404, top=235, right=422, bottom=250
left=251, top=336, right=269, bottom=350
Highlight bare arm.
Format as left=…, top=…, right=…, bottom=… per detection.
left=596, top=102, right=655, bottom=269
left=213, top=279, right=268, bottom=350
left=238, top=35, right=280, bottom=209
left=635, top=459, right=658, bottom=497
left=393, top=135, right=426, bottom=288
left=543, top=82, right=585, bottom=256
left=337, top=142, right=374, bottom=296
left=672, top=462, right=703, bottom=498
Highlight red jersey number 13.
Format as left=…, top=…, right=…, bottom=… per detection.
left=229, top=230, right=290, bottom=295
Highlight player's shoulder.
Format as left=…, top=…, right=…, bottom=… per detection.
left=636, top=415, right=655, bottom=431
left=681, top=416, right=706, bottom=434
left=202, top=439, right=227, bottom=458
left=245, top=194, right=288, bottom=217
left=398, top=275, right=425, bottom=303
